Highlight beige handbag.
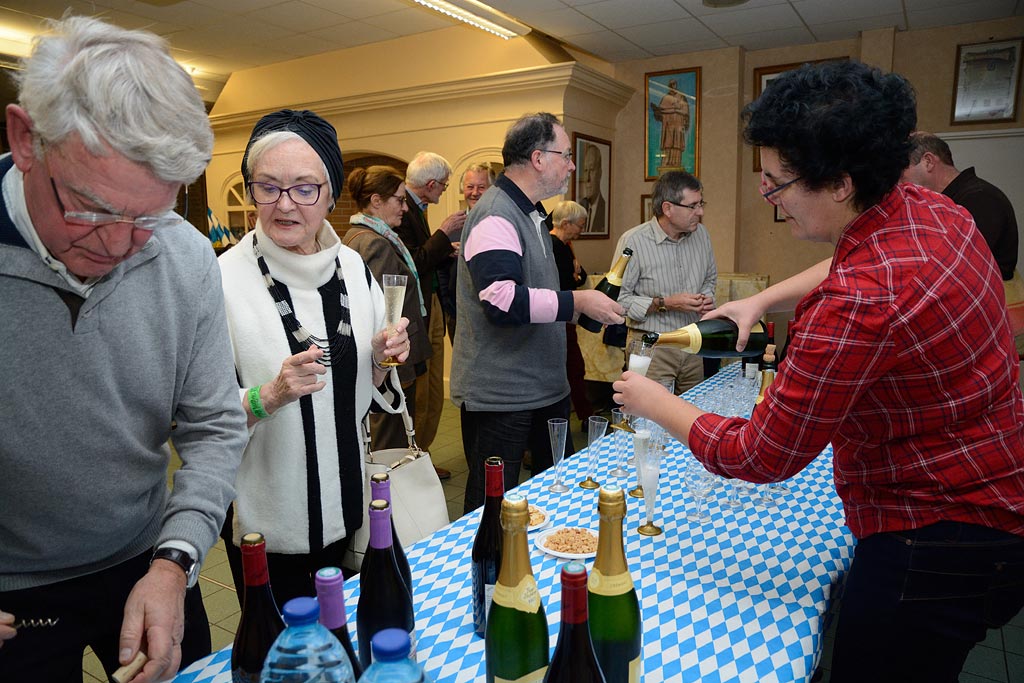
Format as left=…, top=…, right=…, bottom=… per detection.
left=343, top=402, right=450, bottom=571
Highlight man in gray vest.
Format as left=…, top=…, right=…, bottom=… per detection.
left=451, top=113, right=624, bottom=513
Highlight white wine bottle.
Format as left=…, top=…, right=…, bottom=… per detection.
left=642, top=318, right=767, bottom=359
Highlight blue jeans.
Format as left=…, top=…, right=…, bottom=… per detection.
left=461, top=395, right=574, bottom=514
left=830, top=521, right=1024, bottom=682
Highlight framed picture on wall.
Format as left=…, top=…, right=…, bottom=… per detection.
left=571, top=132, right=611, bottom=239
left=752, top=58, right=847, bottom=171
left=641, top=194, right=653, bottom=223
left=951, top=38, right=1023, bottom=124
left=645, top=67, right=700, bottom=181
left=774, top=205, right=786, bottom=223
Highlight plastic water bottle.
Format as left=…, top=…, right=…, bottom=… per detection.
left=361, top=629, right=432, bottom=683
left=261, top=597, right=355, bottom=683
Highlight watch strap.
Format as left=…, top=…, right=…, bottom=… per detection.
left=151, top=547, right=199, bottom=587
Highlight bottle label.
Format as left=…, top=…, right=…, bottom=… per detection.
left=588, top=568, right=635, bottom=596
left=484, top=582, right=496, bottom=618
left=492, top=576, right=541, bottom=613
left=495, top=668, right=547, bottom=683
left=628, top=655, right=642, bottom=683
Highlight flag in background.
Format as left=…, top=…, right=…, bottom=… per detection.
left=207, top=208, right=236, bottom=249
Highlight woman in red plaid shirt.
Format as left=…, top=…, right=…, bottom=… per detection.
left=615, top=60, right=1024, bottom=682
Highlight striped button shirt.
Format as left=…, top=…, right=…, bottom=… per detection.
left=690, top=184, right=1024, bottom=539
left=617, top=218, right=717, bottom=333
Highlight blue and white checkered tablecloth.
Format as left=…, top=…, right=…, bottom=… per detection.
left=175, top=364, right=855, bottom=683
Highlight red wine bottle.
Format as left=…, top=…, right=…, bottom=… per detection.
left=231, top=532, right=284, bottom=683
left=543, top=562, right=607, bottom=683
left=314, top=566, right=362, bottom=680
left=356, top=499, right=416, bottom=671
left=578, top=248, right=632, bottom=333
left=472, top=456, right=505, bottom=638
left=369, top=473, right=412, bottom=596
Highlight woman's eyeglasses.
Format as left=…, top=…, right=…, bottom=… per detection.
left=759, top=171, right=801, bottom=206
left=248, top=182, right=326, bottom=206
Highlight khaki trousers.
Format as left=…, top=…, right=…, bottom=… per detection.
left=414, top=293, right=445, bottom=449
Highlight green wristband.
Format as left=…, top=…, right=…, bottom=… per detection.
left=247, top=385, right=269, bottom=419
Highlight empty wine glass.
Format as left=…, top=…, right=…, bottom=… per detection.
left=684, top=459, right=715, bottom=521
left=379, top=274, right=407, bottom=367
left=547, top=418, right=570, bottom=493
left=755, top=482, right=778, bottom=507
left=579, top=416, right=606, bottom=489
left=724, top=477, right=746, bottom=510
left=634, top=429, right=663, bottom=536
left=611, top=338, right=655, bottom=433
left=609, top=409, right=630, bottom=477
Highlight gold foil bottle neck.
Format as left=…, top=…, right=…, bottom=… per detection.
left=597, top=483, right=627, bottom=519
left=500, top=493, right=529, bottom=530
left=593, top=485, right=629, bottom=579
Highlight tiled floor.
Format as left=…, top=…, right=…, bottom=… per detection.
left=84, top=400, right=1024, bottom=681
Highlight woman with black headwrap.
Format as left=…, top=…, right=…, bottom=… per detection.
left=217, top=109, right=411, bottom=606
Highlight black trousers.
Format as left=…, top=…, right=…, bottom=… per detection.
left=0, top=551, right=210, bottom=682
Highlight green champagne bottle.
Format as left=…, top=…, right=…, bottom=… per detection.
left=578, top=248, right=632, bottom=333
left=587, top=485, right=641, bottom=683
left=485, top=493, right=549, bottom=683
left=642, top=318, right=767, bottom=359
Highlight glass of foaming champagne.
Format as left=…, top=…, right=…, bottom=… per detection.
left=379, top=274, right=406, bottom=366
left=611, top=338, right=654, bottom=433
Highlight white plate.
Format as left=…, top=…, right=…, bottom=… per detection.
left=535, top=527, right=598, bottom=560
left=527, top=505, right=551, bottom=533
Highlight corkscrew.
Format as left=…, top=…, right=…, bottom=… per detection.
left=12, top=617, right=59, bottom=628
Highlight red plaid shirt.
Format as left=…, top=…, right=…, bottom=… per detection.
left=692, top=184, right=1024, bottom=539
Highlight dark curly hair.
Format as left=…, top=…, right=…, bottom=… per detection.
left=742, top=60, right=917, bottom=212
left=503, top=112, right=561, bottom=168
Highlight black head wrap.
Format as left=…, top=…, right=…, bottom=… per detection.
left=241, top=109, right=344, bottom=202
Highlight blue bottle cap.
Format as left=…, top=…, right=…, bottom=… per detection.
left=281, top=597, right=320, bottom=626
left=370, top=628, right=411, bottom=661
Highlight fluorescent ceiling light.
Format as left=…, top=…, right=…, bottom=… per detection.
left=411, top=0, right=529, bottom=40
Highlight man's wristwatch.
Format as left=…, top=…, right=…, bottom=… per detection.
left=656, top=296, right=668, bottom=313
left=151, top=547, right=200, bottom=587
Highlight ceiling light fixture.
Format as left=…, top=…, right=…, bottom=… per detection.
left=411, top=0, right=529, bottom=40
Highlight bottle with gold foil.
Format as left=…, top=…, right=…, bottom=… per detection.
left=485, top=493, right=549, bottom=683
left=642, top=319, right=767, bottom=359
left=587, top=484, right=641, bottom=683
left=755, top=339, right=777, bottom=406
left=578, top=248, right=632, bottom=333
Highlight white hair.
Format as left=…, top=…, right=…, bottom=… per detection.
left=16, top=16, right=213, bottom=184
left=244, top=131, right=333, bottom=205
left=405, top=151, right=452, bottom=188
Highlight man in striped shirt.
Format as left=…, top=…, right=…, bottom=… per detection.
left=617, top=170, right=717, bottom=393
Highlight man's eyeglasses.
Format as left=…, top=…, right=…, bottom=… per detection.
left=536, top=149, right=574, bottom=162
left=665, top=198, right=707, bottom=211
left=760, top=172, right=801, bottom=206
left=49, top=173, right=179, bottom=232
left=248, top=182, right=326, bottom=206
left=430, top=179, right=450, bottom=191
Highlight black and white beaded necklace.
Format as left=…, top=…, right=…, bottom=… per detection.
left=252, top=232, right=352, bottom=367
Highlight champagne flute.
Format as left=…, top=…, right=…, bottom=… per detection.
left=628, top=421, right=652, bottom=499
left=547, top=418, right=570, bottom=493
left=379, top=274, right=407, bottom=367
left=724, top=477, right=746, bottom=510
left=684, top=459, right=715, bottom=521
left=579, top=416, right=607, bottom=489
left=611, top=338, right=655, bottom=433
left=608, top=409, right=629, bottom=477
left=755, top=483, right=778, bottom=507
left=634, top=429, right=663, bottom=536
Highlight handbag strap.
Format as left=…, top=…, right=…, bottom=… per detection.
left=363, top=382, right=423, bottom=456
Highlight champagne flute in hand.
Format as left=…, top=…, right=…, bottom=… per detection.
left=579, top=416, right=607, bottom=489
left=548, top=418, right=570, bottom=493
left=379, top=274, right=407, bottom=367
left=611, top=338, right=654, bottom=433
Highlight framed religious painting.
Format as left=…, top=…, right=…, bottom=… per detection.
left=951, top=38, right=1023, bottom=124
left=752, top=58, right=847, bottom=171
left=641, top=194, right=653, bottom=223
left=645, top=67, right=700, bottom=181
left=571, top=132, right=611, bottom=239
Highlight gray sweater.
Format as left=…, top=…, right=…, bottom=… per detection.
left=0, top=162, right=247, bottom=590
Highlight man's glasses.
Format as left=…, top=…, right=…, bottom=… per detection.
left=248, top=182, right=326, bottom=206
left=430, top=179, right=450, bottom=191
left=760, top=171, right=801, bottom=206
left=536, top=149, right=574, bottom=162
left=665, top=198, right=707, bottom=211
left=49, top=174, right=179, bottom=232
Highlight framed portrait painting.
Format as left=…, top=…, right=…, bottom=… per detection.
left=641, top=194, right=653, bottom=224
left=571, top=132, right=611, bottom=239
left=951, top=38, right=1023, bottom=124
left=645, top=67, right=700, bottom=181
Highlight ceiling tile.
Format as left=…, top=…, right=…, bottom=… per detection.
left=809, top=12, right=906, bottom=41
left=907, top=0, right=1018, bottom=29
left=673, top=0, right=791, bottom=18
left=361, top=7, right=456, bottom=35
left=118, top=0, right=234, bottom=25
left=617, top=18, right=720, bottom=46
left=700, top=4, right=805, bottom=36
left=190, top=0, right=283, bottom=11
left=303, top=0, right=408, bottom=17
left=523, top=7, right=606, bottom=36
left=565, top=29, right=640, bottom=53
left=83, top=8, right=184, bottom=35
left=646, top=36, right=730, bottom=55
left=306, top=20, right=400, bottom=47
left=599, top=46, right=656, bottom=61
left=484, top=0, right=568, bottom=14
left=792, top=0, right=902, bottom=24
left=574, top=0, right=690, bottom=29
left=243, top=1, right=351, bottom=33
left=726, top=25, right=817, bottom=50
